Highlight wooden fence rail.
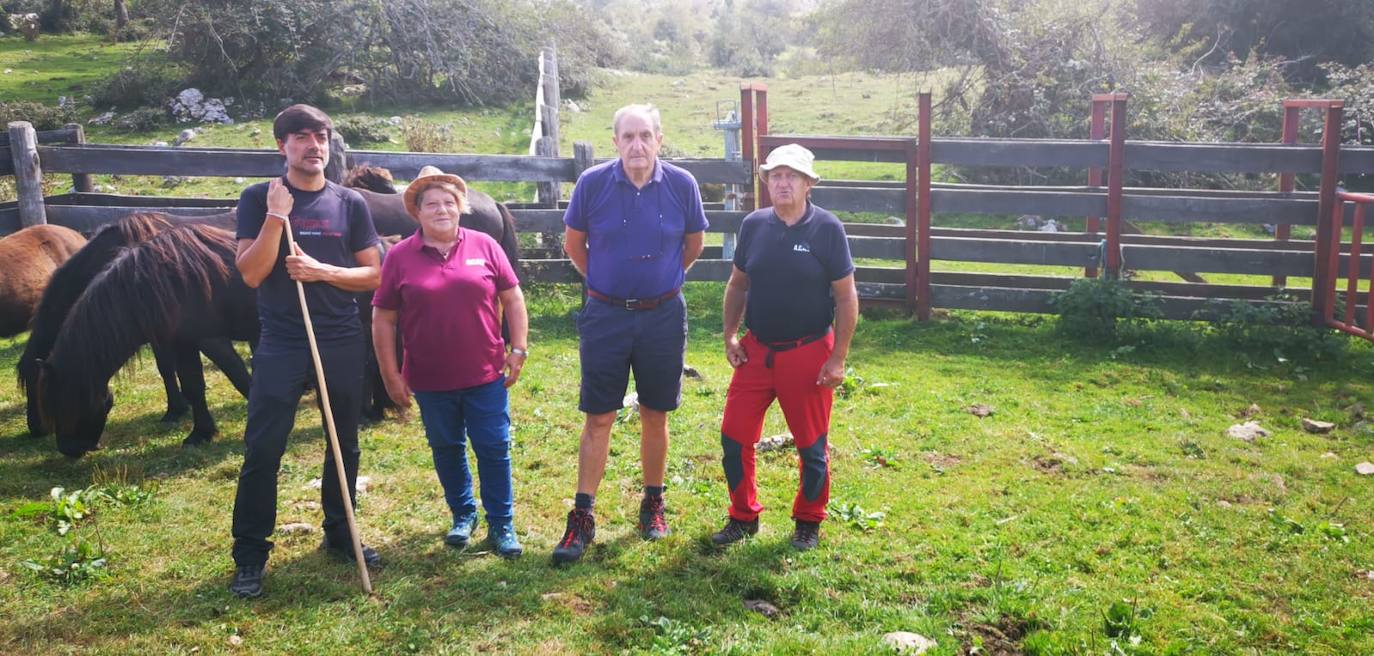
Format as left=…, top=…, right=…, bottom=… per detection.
left=6, top=87, right=1374, bottom=325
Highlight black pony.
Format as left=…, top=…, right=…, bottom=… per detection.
left=34, top=224, right=259, bottom=458
left=342, top=164, right=521, bottom=267
left=18, top=214, right=251, bottom=439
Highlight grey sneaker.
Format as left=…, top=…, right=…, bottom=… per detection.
left=229, top=564, right=265, bottom=599
left=446, top=512, right=480, bottom=547
left=321, top=534, right=382, bottom=567
left=710, top=517, right=759, bottom=546
left=790, top=520, right=821, bottom=551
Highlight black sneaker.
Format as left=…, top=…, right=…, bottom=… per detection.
left=229, top=564, right=265, bottom=599
left=710, top=517, right=759, bottom=546
left=790, top=520, right=821, bottom=551
left=321, top=534, right=383, bottom=567
left=638, top=495, right=669, bottom=541
left=551, top=508, right=595, bottom=565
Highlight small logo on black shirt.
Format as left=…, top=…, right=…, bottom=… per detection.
left=792, top=243, right=811, bottom=253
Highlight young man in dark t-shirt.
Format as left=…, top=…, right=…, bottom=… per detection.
left=228, top=104, right=382, bottom=599
left=712, top=144, right=859, bottom=552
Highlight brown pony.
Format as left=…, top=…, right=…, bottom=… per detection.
left=0, top=224, right=87, bottom=337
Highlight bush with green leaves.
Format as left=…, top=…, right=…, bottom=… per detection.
left=20, top=538, right=109, bottom=586
left=1052, top=277, right=1161, bottom=340
left=399, top=117, right=458, bottom=154
left=1212, top=295, right=1347, bottom=361
left=334, top=116, right=394, bottom=146
left=112, top=106, right=168, bottom=132
left=0, top=101, right=76, bottom=131
left=639, top=615, right=710, bottom=656
left=88, top=63, right=185, bottom=111
left=135, top=0, right=607, bottom=107
left=1322, top=62, right=1374, bottom=147
left=11, top=482, right=157, bottom=535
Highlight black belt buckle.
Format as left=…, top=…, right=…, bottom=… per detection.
left=623, top=297, right=641, bottom=310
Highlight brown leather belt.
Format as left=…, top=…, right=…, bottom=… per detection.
left=758, top=329, right=830, bottom=368
left=587, top=287, right=680, bottom=310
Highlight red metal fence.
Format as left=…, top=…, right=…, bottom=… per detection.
left=1324, top=191, right=1374, bottom=338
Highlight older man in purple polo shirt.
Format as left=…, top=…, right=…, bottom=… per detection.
left=553, top=103, right=708, bottom=565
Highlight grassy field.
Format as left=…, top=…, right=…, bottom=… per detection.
left=6, top=37, right=1374, bottom=653
left=1, top=284, right=1373, bottom=655
left=0, top=34, right=150, bottom=104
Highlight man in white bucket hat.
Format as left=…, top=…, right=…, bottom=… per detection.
left=712, top=143, right=858, bottom=551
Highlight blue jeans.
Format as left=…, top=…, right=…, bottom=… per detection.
left=414, top=378, right=514, bottom=524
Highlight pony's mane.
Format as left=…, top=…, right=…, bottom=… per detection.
left=343, top=165, right=398, bottom=194
left=18, top=213, right=175, bottom=390
left=38, top=224, right=237, bottom=426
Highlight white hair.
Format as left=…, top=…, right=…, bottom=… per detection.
left=612, top=104, right=662, bottom=135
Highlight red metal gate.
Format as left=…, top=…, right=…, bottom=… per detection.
left=1323, top=191, right=1374, bottom=338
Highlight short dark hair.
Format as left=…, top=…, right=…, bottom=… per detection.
left=273, top=104, right=333, bottom=142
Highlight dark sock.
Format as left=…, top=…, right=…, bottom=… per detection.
left=574, top=493, right=594, bottom=511
left=643, top=485, right=663, bottom=498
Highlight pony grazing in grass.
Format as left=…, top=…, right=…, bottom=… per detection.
left=17, top=214, right=250, bottom=439
left=0, top=224, right=87, bottom=337
left=34, top=224, right=259, bottom=458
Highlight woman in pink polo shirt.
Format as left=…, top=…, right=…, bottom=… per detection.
left=372, top=165, right=529, bottom=557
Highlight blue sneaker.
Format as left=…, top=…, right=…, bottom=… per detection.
left=446, top=512, right=479, bottom=547
left=487, top=521, right=523, bottom=558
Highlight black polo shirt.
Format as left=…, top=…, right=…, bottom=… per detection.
left=733, top=203, right=854, bottom=342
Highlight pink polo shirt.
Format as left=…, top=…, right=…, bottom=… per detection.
left=372, top=228, right=519, bottom=392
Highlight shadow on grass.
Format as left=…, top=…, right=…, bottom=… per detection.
left=2, top=520, right=807, bottom=653
left=0, top=400, right=253, bottom=497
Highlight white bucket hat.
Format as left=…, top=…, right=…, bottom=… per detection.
left=759, top=143, right=820, bottom=183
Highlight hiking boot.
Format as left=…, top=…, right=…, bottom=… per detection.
left=551, top=508, right=595, bottom=565
left=321, top=534, right=383, bottom=567
left=487, top=521, right=524, bottom=559
left=446, top=512, right=480, bottom=548
left=790, top=520, right=821, bottom=551
left=638, top=495, right=669, bottom=541
left=229, top=564, right=265, bottom=599
left=710, top=517, right=759, bottom=546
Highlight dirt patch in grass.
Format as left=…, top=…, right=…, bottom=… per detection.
left=957, top=612, right=1032, bottom=655
left=1031, top=454, right=1066, bottom=475
left=923, top=452, right=962, bottom=469
left=542, top=592, right=597, bottom=616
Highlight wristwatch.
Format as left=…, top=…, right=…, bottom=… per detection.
left=510, top=347, right=529, bottom=357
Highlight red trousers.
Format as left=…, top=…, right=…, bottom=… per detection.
left=720, top=331, right=833, bottom=523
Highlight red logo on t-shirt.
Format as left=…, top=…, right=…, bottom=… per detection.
left=292, top=217, right=343, bottom=238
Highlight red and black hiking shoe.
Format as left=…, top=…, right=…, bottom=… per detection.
left=638, top=495, right=669, bottom=541
left=551, top=508, right=595, bottom=565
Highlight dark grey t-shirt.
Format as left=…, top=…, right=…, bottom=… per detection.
left=734, top=203, right=854, bottom=342
left=236, top=179, right=380, bottom=342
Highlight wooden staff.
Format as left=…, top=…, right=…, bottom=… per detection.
left=281, top=221, right=373, bottom=595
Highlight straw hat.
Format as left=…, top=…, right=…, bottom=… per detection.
left=403, top=165, right=469, bottom=219
left=758, top=143, right=820, bottom=183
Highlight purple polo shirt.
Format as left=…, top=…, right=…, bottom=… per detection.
left=563, top=158, right=708, bottom=299
left=372, top=228, right=519, bottom=392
